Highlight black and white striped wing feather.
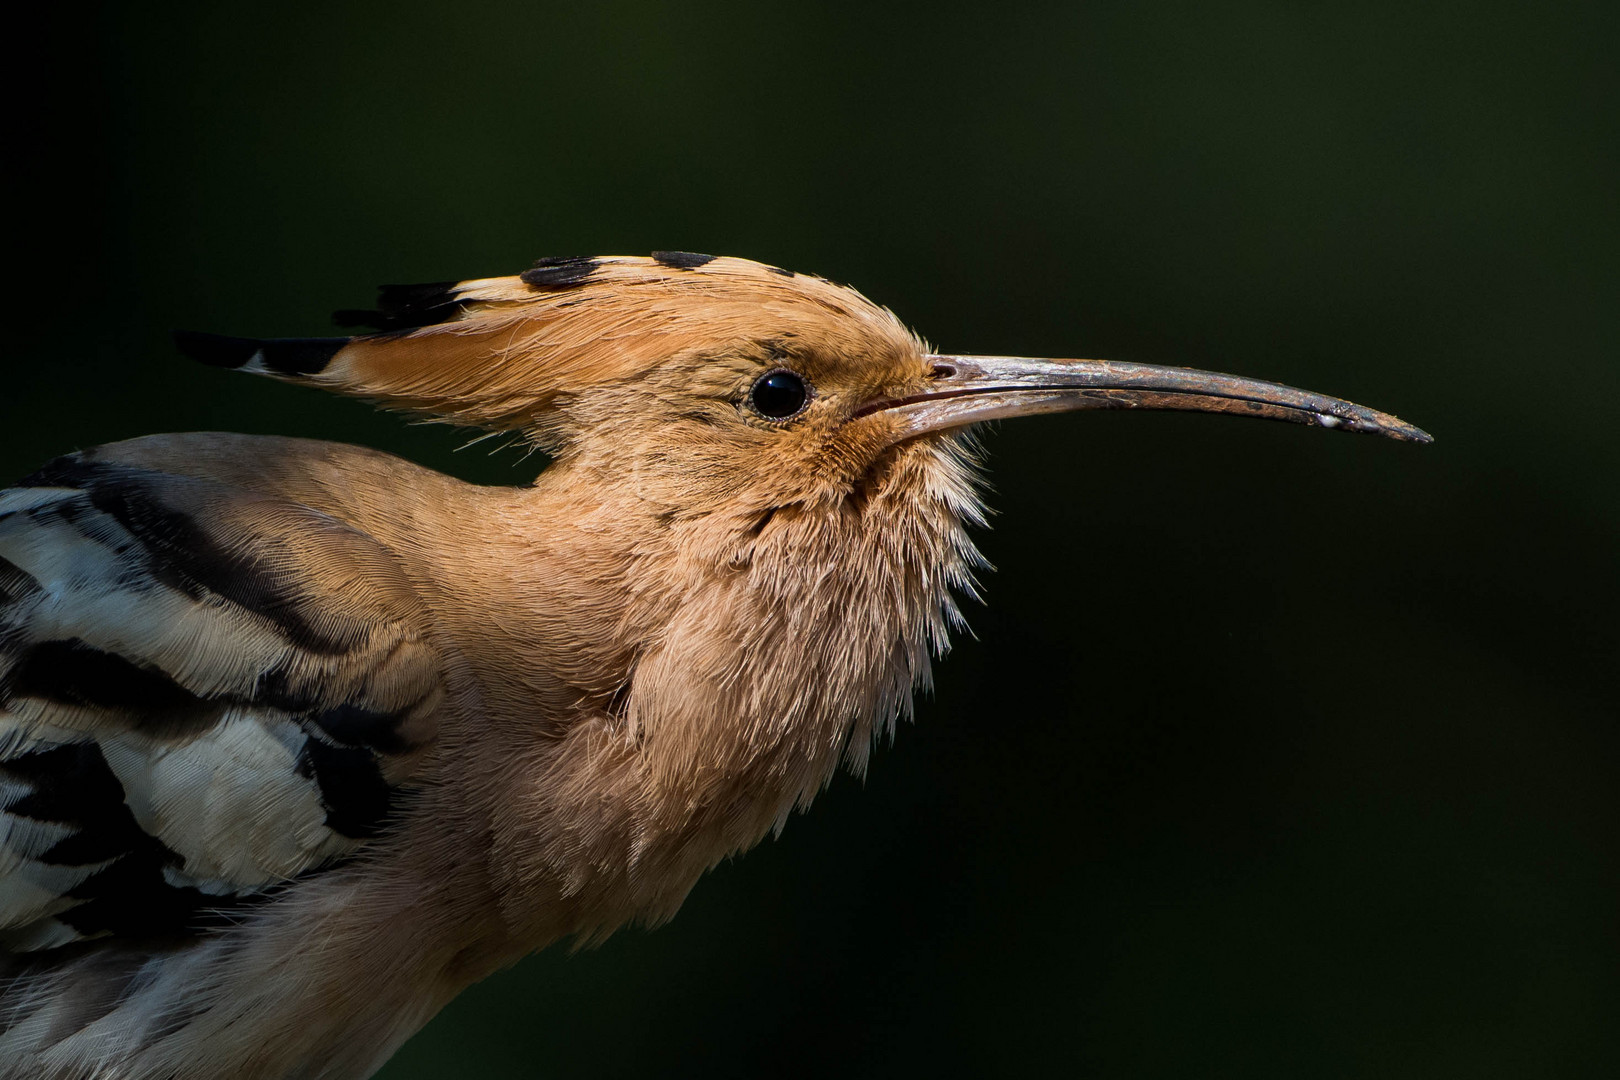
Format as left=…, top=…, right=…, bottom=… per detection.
left=0, top=456, right=443, bottom=950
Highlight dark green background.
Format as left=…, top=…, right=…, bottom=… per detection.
left=16, top=3, right=1617, bottom=1076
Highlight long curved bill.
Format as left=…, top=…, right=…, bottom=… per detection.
left=863, top=355, right=1431, bottom=444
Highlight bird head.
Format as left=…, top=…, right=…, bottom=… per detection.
left=177, top=252, right=1428, bottom=527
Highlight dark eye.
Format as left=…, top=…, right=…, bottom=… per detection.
left=748, top=369, right=811, bottom=420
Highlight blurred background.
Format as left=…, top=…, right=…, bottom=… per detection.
left=15, top=2, right=1616, bottom=1076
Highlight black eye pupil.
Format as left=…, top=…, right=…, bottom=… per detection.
left=750, top=370, right=809, bottom=419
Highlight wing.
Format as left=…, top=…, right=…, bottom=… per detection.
left=0, top=455, right=444, bottom=951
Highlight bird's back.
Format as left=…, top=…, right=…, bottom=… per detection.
left=0, top=434, right=470, bottom=1078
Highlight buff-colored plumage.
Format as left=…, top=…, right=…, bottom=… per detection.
left=0, top=254, right=1425, bottom=1078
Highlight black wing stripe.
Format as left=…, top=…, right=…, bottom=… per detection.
left=2, top=638, right=422, bottom=754
left=1, top=640, right=220, bottom=732
left=19, top=459, right=366, bottom=655
left=298, top=738, right=393, bottom=839
left=0, top=557, right=41, bottom=605
left=2, top=743, right=124, bottom=835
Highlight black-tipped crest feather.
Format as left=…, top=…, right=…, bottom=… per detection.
left=333, top=281, right=468, bottom=331
left=173, top=331, right=348, bottom=376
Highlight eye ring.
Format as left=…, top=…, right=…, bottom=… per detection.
left=747, top=368, right=813, bottom=421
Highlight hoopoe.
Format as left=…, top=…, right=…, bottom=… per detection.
left=0, top=253, right=1428, bottom=1078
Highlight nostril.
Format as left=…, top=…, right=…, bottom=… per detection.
left=928, top=363, right=956, bottom=380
